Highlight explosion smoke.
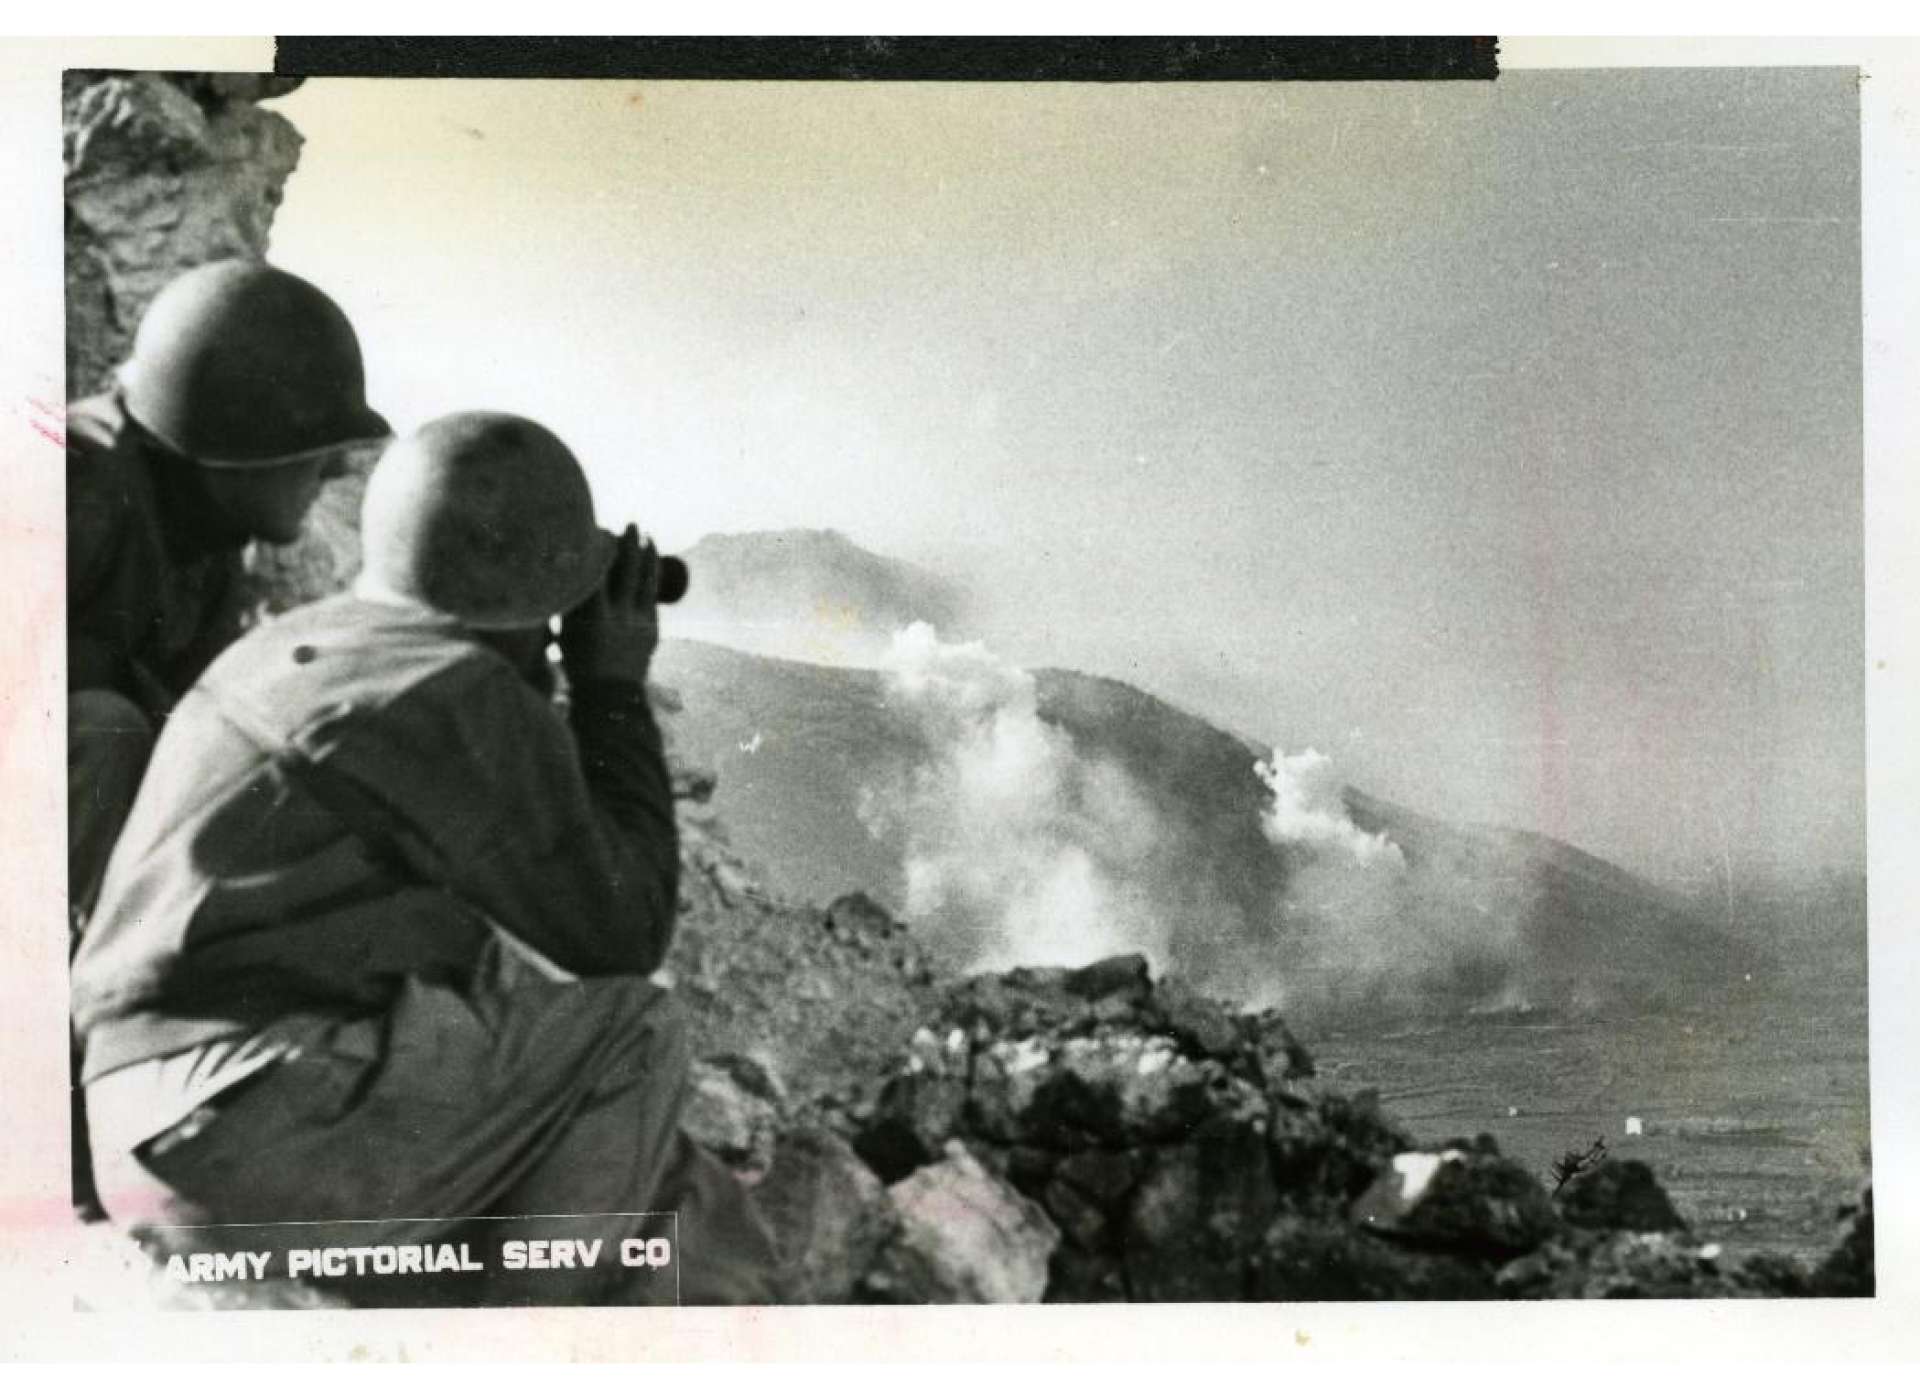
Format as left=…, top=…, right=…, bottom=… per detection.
left=1254, top=746, right=1530, bottom=1017
left=862, top=627, right=1568, bottom=1021
left=862, top=623, right=1168, bottom=972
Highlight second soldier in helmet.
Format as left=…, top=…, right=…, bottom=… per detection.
left=67, top=259, right=391, bottom=928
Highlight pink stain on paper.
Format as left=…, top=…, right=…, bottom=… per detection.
left=27, top=396, right=66, bottom=448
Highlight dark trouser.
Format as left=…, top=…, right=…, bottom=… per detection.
left=88, top=976, right=780, bottom=1306
left=69, top=689, right=154, bottom=935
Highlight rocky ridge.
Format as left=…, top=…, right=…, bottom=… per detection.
left=661, top=886, right=1875, bottom=1303
left=659, top=770, right=1871, bottom=1304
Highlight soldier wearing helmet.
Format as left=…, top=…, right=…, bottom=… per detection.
left=73, top=412, right=776, bottom=1305
left=67, top=258, right=391, bottom=926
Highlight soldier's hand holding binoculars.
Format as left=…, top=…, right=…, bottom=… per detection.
left=561, top=525, right=660, bottom=687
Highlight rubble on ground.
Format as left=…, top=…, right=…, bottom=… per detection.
left=1554, top=1158, right=1689, bottom=1234
left=712, top=949, right=1874, bottom=1304
left=748, top=1126, right=894, bottom=1305
left=865, top=1141, right=1060, bottom=1304
left=1807, top=1183, right=1874, bottom=1297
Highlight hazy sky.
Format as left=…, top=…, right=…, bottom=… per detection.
left=273, top=70, right=1863, bottom=892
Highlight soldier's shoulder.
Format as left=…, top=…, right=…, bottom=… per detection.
left=65, top=395, right=146, bottom=510
left=65, top=392, right=132, bottom=460
left=66, top=396, right=157, bottom=589
left=212, top=595, right=502, bottom=699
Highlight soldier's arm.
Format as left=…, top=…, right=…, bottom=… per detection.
left=537, top=523, right=679, bottom=971
left=66, top=437, right=135, bottom=697
left=345, top=526, right=678, bottom=976
left=411, top=658, right=679, bottom=979
left=562, top=672, right=681, bottom=964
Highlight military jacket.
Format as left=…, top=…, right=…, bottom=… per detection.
left=66, top=393, right=247, bottom=720
left=71, top=593, right=680, bottom=1081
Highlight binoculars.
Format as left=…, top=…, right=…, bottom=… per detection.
left=657, top=555, right=689, bottom=605
left=599, top=525, right=688, bottom=605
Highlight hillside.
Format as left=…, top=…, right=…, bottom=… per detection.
left=653, top=638, right=1746, bottom=1024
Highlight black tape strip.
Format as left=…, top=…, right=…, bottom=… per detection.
left=273, top=36, right=1498, bottom=82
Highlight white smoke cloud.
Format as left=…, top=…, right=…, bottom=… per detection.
left=1257, top=748, right=1406, bottom=869
left=1254, top=745, right=1532, bottom=1017
left=863, top=623, right=1168, bottom=972
left=862, top=630, right=1544, bottom=1019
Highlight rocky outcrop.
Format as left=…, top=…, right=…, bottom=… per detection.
left=682, top=1054, right=789, bottom=1181
left=835, top=954, right=1407, bottom=1301
left=1350, top=1145, right=1559, bottom=1260
left=1555, top=1158, right=1689, bottom=1234
left=749, top=1126, right=894, bottom=1304
left=64, top=71, right=306, bottom=397
left=679, top=949, right=1874, bottom=1305
left=867, top=1142, right=1060, bottom=1304
left=1497, top=1231, right=1797, bottom=1301
left=1807, top=1183, right=1874, bottom=1297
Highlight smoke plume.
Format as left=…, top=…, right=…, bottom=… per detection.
left=858, top=626, right=1659, bottom=1023
left=1253, top=747, right=1531, bottom=1018
left=862, top=623, right=1169, bottom=973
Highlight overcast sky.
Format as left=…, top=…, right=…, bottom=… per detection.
left=273, top=70, right=1863, bottom=893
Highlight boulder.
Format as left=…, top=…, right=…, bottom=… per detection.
left=1122, top=1116, right=1279, bottom=1301
left=940, top=958, right=1154, bottom=1042
left=1242, top=1008, right=1316, bottom=1083
left=681, top=1055, right=785, bottom=1180
left=1148, top=976, right=1244, bottom=1059
left=866, top=1141, right=1060, bottom=1303
left=1498, top=1231, right=1765, bottom=1300
left=1351, top=1146, right=1558, bottom=1260
left=970, top=1030, right=1264, bottom=1151
left=825, top=891, right=904, bottom=943
left=750, top=1126, right=896, bottom=1304
left=1047, top=1243, right=1129, bottom=1302
left=1269, top=1085, right=1413, bottom=1204
left=1556, top=1158, right=1687, bottom=1233
left=1252, top=1217, right=1499, bottom=1302
left=1053, top=1147, right=1146, bottom=1208
left=852, top=1056, right=969, bottom=1182
left=1808, top=1182, right=1874, bottom=1297
left=1062, top=954, right=1153, bottom=1002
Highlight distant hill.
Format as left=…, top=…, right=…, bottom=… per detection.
left=670, top=529, right=971, bottom=667
left=654, top=638, right=1747, bottom=1024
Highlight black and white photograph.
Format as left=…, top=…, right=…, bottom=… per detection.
left=18, top=34, right=1902, bottom=1348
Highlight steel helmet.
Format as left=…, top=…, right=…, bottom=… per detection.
left=358, top=412, right=615, bottom=630
left=117, top=259, right=391, bottom=468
